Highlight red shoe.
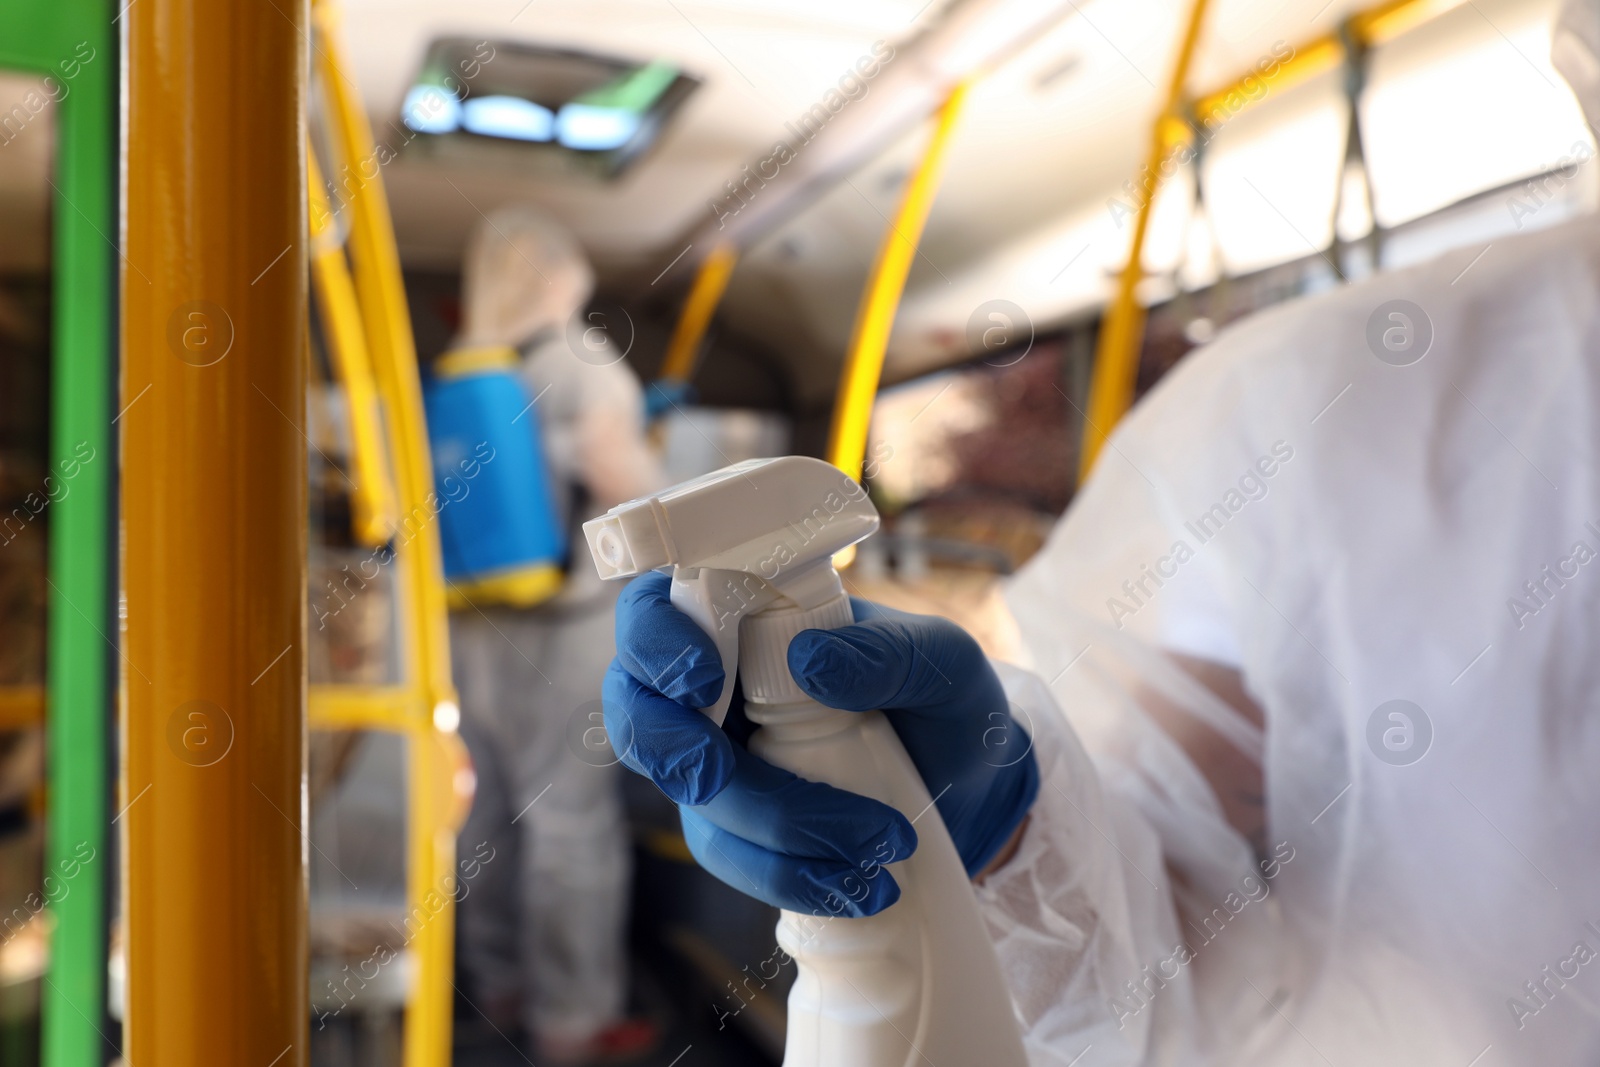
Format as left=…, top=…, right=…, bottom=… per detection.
left=538, top=1018, right=662, bottom=1065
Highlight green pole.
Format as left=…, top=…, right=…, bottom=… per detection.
left=43, top=17, right=114, bottom=1066
left=0, top=0, right=115, bottom=1063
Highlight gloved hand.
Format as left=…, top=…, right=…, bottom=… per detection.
left=603, top=572, right=1039, bottom=917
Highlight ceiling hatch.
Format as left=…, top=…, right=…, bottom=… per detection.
left=400, top=37, right=700, bottom=180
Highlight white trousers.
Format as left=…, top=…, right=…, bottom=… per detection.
left=450, top=593, right=629, bottom=1043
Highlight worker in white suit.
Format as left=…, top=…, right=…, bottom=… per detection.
left=603, top=2, right=1600, bottom=1063
left=449, top=206, right=664, bottom=1063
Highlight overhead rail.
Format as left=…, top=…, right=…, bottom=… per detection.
left=1192, top=0, right=1452, bottom=128
left=1078, top=0, right=1459, bottom=479
left=310, top=3, right=473, bottom=1066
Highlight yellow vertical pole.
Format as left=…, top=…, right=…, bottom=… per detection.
left=123, top=0, right=308, bottom=1063
left=657, top=243, right=739, bottom=385
left=1079, top=0, right=1213, bottom=481
left=826, top=81, right=970, bottom=483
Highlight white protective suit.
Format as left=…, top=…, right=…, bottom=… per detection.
left=449, top=207, right=665, bottom=1044
left=982, top=13, right=1600, bottom=1066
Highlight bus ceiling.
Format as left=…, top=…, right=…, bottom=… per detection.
left=333, top=0, right=1573, bottom=411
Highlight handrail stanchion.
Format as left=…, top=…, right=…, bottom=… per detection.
left=825, top=81, right=970, bottom=484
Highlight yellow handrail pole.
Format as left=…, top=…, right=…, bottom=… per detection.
left=309, top=148, right=400, bottom=548
left=658, top=243, right=739, bottom=385
left=1079, top=0, right=1213, bottom=482
left=311, top=5, right=466, bottom=1065
left=825, top=81, right=971, bottom=483
left=123, top=0, right=307, bottom=1061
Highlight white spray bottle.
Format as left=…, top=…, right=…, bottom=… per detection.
left=584, top=456, right=1027, bottom=1067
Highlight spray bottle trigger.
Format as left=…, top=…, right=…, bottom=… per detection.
left=668, top=567, right=777, bottom=727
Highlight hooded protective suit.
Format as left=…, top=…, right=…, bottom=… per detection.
left=449, top=206, right=664, bottom=1046
left=985, top=11, right=1600, bottom=1065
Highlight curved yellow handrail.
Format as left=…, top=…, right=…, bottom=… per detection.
left=657, top=242, right=739, bottom=386
left=308, top=149, right=399, bottom=548
left=826, top=80, right=970, bottom=483
left=309, top=4, right=467, bottom=1066
left=310, top=8, right=453, bottom=709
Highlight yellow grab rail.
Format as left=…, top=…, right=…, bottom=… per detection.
left=310, top=685, right=412, bottom=731
left=309, top=149, right=399, bottom=548
left=1193, top=36, right=1342, bottom=129
left=1081, top=0, right=1453, bottom=480
left=1193, top=0, right=1447, bottom=127
left=658, top=242, right=739, bottom=386
left=310, top=8, right=453, bottom=703
left=310, top=4, right=468, bottom=1066
left=826, top=80, right=970, bottom=483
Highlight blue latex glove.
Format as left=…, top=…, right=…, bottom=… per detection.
left=603, top=572, right=1039, bottom=917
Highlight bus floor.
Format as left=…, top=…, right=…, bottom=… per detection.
left=307, top=943, right=778, bottom=1067
left=449, top=943, right=780, bottom=1067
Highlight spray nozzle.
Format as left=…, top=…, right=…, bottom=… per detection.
left=583, top=456, right=879, bottom=724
